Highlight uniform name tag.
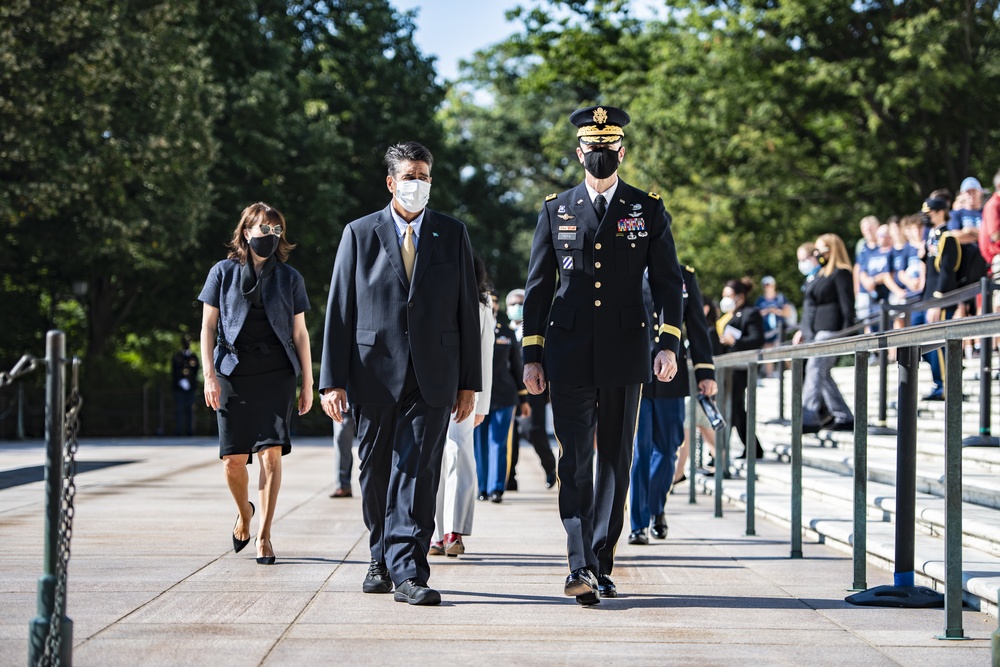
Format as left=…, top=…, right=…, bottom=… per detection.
left=558, top=232, right=577, bottom=240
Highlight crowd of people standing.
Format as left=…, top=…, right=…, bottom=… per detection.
left=190, top=102, right=1000, bottom=608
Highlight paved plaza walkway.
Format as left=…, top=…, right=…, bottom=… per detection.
left=0, top=437, right=994, bottom=666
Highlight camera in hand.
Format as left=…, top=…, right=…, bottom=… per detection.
left=698, top=394, right=726, bottom=431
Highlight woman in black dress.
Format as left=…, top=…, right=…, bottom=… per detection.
left=717, top=278, right=765, bottom=460
left=199, top=202, right=313, bottom=565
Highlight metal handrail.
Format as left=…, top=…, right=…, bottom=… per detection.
left=705, top=305, right=1000, bottom=640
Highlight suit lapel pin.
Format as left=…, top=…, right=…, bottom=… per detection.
left=576, top=199, right=584, bottom=204
left=432, top=232, right=439, bottom=236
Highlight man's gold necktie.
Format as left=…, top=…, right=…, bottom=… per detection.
left=402, top=224, right=416, bottom=282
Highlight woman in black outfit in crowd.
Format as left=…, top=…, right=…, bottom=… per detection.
left=717, top=278, right=765, bottom=460
left=797, top=233, right=856, bottom=432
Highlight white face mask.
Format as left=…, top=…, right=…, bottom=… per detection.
left=394, top=178, right=431, bottom=213
left=798, top=259, right=817, bottom=276
left=719, top=296, right=736, bottom=314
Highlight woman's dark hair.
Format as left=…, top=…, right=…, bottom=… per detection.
left=725, top=277, right=754, bottom=301
left=227, top=202, right=296, bottom=264
left=473, top=254, right=490, bottom=306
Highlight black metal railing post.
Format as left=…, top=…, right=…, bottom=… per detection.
left=870, top=300, right=896, bottom=435
left=766, top=319, right=789, bottom=426
left=687, top=366, right=698, bottom=505
left=790, top=357, right=804, bottom=558
left=716, top=368, right=731, bottom=519
left=28, top=331, right=73, bottom=666
left=942, top=338, right=965, bottom=639
left=746, top=360, right=757, bottom=537
left=964, top=277, right=998, bottom=446
left=851, top=351, right=868, bottom=591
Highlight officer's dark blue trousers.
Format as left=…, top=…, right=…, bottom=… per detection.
left=354, top=363, right=450, bottom=586
left=629, top=396, right=685, bottom=532
left=473, top=405, right=515, bottom=495
left=549, top=382, right=641, bottom=576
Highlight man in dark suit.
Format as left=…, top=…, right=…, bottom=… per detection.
left=522, top=105, right=685, bottom=605
left=319, top=141, right=482, bottom=606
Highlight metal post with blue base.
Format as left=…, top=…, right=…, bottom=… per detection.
left=846, top=346, right=943, bottom=609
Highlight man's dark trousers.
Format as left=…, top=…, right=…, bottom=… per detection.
left=549, top=382, right=640, bottom=577
left=354, top=362, right=450, bottom=586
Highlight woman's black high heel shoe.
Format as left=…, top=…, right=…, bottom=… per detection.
left=255, top=538, right=275, bottom=565
left=232, top=501, right=255, bottom=553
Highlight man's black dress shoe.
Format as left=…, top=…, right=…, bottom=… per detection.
left=489, top=491, right=503, bottom=503
left=801, top=422, right=822, bottom=434
left=597, top=574, right=617, bottom=598
left=831, top=421, right=855, bottom=432
left=394, top=579, right=441, bottom=606
left=576, top=591, right=600, bottom=606
left=564, top=567, right=598, bottom=597
left=363, top=559, right=392, bottom=594
left=651, top=513, right=668, bottom=540
left=628, top=529, right=648, bottom=545
left=232, top=501, right=255, bottom=553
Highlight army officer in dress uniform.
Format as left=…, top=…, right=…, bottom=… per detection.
left=521, top=105, right=685, bottom=605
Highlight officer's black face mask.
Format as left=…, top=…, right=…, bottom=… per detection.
left=583, top=147, right=620, bottom=180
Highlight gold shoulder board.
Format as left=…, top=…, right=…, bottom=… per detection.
left=545, top=193, right=558, bottom=202
left=648, top=191, right=660, bottom=200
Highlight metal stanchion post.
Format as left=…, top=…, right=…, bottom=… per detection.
left=28, top=331, right=73, bottom=666
left=870, top=300, right=896, bottom=435
left=847, top=346, right=944, bottom=608
left=964, top=277, right=999, bottom=446
left=851, top=351, right=868, bottom=590
left=687, top=367, right=698, bottom=505
left=715, top=368, right=731, bottom=519
left=746, top=361, right=757, bottom=536
left=940, top=338, right=967, bottom=639
left=790, top=358, right=803, bottom=558
left=766, top=320, right=789, bottom=426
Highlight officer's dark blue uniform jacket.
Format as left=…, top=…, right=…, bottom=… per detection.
left=522, top=180, right=684, bottom=386
left=199, top=259, right=310, bottom=377
left=642, top=266, right=716, bottom=399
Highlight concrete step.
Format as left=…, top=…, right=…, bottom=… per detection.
left=725, top=457, right=1000, bottom=559
left=680, top=469, right=1000, bottom=618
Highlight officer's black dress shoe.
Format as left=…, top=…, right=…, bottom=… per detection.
left=597, top=574, right=617, bottom=598
left=545, top=472, right=557, bottom=489
left=489, top=491, right=503, bottom=503
left=363, top=559, right=392, bottom=594
left=831, top=420, right=855, bottom=432
left=628, top=529, right=648, bottom=545
left=477, top=491, right=488, bottom=501
left=394, top=579, right=441, bottom=606
left=651, top=513, right=668, bottom=540
left=564, top=567, right=598, bottom=597
left=801, top=422, right=822, bottom=434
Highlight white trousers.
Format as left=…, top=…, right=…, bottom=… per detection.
left=434, top=414, right=477, bottom=540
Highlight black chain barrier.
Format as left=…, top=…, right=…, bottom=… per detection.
left=40, top=359, right=81, bottom=667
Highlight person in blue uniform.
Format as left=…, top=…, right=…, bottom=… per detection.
left=474, top=292, right=530, bottom=504
left=521, top=105, right=684, bottom=605
left=628, top=265, right=716, bottom=545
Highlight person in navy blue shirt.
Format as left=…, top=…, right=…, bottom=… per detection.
left=199, top=202, right=314, bottom=566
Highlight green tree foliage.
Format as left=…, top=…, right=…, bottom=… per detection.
left=0, top=0, right=219, bottom=362
left=451, top=0, right=1000, bottom=300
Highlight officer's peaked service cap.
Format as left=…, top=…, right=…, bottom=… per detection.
left=570, top=105, right=630, bottom=144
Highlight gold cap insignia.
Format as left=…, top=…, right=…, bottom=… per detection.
left=593, top=107, right=608, bottom=124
